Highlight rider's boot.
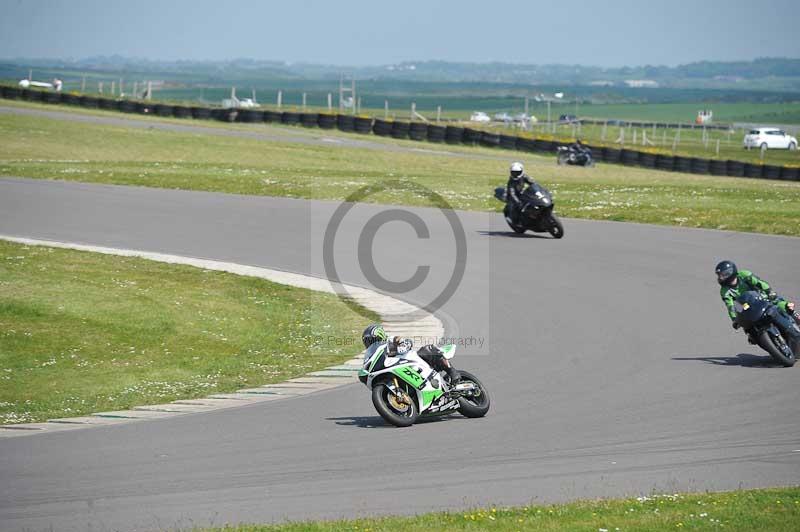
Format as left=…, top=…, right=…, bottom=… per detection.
left=446, top=366, right=460, bottom=385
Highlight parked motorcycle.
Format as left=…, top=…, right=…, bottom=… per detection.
left=734, top=290, right=800, bottom=367
left=557, top=145, right=594, bottom=167
left=359, top=342, right=490, bottom=427
left=493, top=184, right=564, bottom=238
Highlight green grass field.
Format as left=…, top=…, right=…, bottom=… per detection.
left=0, top=240, right=374, bottom=424
left=203, top=486, right=800, bottom=531
left=1, top=102, right=799, bottom=236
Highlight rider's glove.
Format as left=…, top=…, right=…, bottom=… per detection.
left=767, top=290, right=777, bottom=300
left=732, top=320, right=740, bottom=330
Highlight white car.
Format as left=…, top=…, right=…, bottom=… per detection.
left=743, top=128, right=797, bottom=150
left=470, top=111, right=490, bottom=123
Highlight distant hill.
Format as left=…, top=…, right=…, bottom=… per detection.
left=4, top=56, right=800, bottom=90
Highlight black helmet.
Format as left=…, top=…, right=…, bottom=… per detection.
left=361, top=323, right=387, bottom=348
left=715, top=260, right=737, bottom=286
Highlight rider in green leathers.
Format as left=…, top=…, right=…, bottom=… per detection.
left=715, top=260, right=800, bottom=329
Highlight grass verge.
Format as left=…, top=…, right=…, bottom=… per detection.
left=1, top=105, right=799, bottom=236
left=204, top=486, right=800, bottom=531
left=0, top=240, right=375, bottom=424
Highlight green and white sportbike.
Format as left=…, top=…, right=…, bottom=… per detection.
left=358, top=342, right=490, bottom=427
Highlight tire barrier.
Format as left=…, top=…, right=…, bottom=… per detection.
left=655, top=154, right=675, bottom=172
left=43, top=91, right=61, bottom=104
left=444, top=126, right=464, bottom=144
left=117, top=100, right=136, bottom=113
left=480, top=131, right=500, bottom=148
left=533, top=139, right=553, bottom=152
left=173, top=106, right=192, bottom=119
left=354, top=116, right=373, bottom=134
left=726, top=160, right=745, bottom=177
left=1, top=86, right=796, bottom=181
left=427, top=124, right=446, bottom=143
left=709, top=159, right=727, bottom=176
left=300, top=112, right=319, bottom=127
left=499, top=134, right=518, bottom=151
left=1, top=86, right=21, bottom=99
left=407, top=122, right=428, bottom=141
left=80, top=95, right=99, bottom=109
left=780, top=167, right=799, bottom=181
left=603, top=147, right=622, bottom=164
left=743, top=163, right=764, bottom=179
left=236, top=109, right=262, bottom=123
left=98, top=98, right=116, bottom=110
left=191, top=106, right=212, bottom=120
left=391, top=120, right=410, bottom=139
left=337, top=114, right=355, bottom=132
left=517, top=137, right=537, bottom=153
left=316, top=113, right=335, bottom=129
left=674, top=155, right=692, bottom=173
left=23, top=89, right=43, bottom=102
left=462, top=127, right=481, bottom=145
left=281, top=112, right=300, bottom=125
left=213, top=108, right=237, bottom=122
left=620, top=149, right=640, bottom=166
left=690, top=157, right=710, bottom=174
left=153, top=104, right=173, bottom=117
left=763, top=165, right=781, bottom=180
left=372, top=118, right=392, bottom=136
left=639, top=152, right=657, bottom=169
left=61, top=93, right=80, bottom=106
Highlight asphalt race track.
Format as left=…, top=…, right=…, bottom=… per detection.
left=0, top=177, right=798, bottom=531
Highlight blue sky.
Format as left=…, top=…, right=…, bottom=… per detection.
left=1, top=0, right=797, bottom=67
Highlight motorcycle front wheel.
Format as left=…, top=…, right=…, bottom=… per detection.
left=455, top=370, right=491, bottom=418
left=372, top=381, right=419, bottom=427
left=548, top=215, right=564, bottom=239
left=756, top=330, right=796, bottom=367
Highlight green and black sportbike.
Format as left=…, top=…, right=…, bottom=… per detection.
left=734, top=290, right=800, bottom=367
left=359, top=342, right=490, bottom=427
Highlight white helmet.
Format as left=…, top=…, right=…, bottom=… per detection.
left=510, top=161, right=524, bottom=178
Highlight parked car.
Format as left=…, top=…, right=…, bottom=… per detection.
left=559, top=114, right=579, bottom=124
left=743, top=128, right=797, bottom=150
left=493, top=112, right=512, bottom=123
left=470, top=111, right=491, bottom=123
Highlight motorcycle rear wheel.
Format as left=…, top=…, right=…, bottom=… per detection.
left=372, top=381, right=419, bottom=427
left=455, top=370, right=491, bottom=418
left=756, top=330, right=796, bottom=367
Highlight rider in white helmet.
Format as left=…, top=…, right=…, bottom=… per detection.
left=506, top=161, right=536, bottom=217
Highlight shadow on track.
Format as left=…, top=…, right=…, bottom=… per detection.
left=328, top=415, right=457, bottom=429
left=476, top=230, right=551, bottom=239
left=671, top=353, right=781, bottom=368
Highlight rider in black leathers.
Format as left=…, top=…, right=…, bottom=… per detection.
left=506, top=161, right=536, bottom=220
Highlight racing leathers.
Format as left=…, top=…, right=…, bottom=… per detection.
left=506, top=173, right=536, bottom=219
left=720, top=269, right=799, bottom=326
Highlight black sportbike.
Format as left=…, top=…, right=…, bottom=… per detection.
left=557, top=146, right=594, bottom=167
left=493, top=183, right=564, bottom=238
left=734, top=290, right=800, bottom=367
